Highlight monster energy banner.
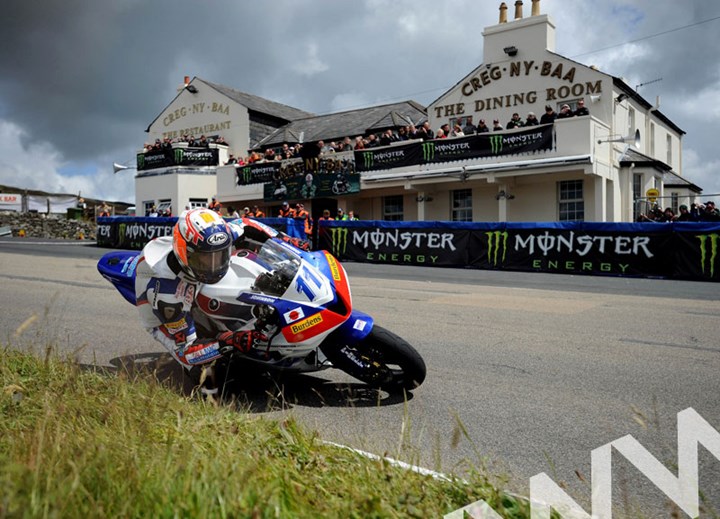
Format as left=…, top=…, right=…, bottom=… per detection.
left=96, top=217, right=295, bottom=250
left=136, top=147, right=219, bottom=171
left=315, top=221, right=720, bottom=281
left=469, top=224, right=674, bottom=278
left=236, top=163, right=281, bottom=186
left=353, top=142, right=421, bottom=172
left=319, top=221, right=472, bottom=266
left=353, top=125, right=553, bottom=172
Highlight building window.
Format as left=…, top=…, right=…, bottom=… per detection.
left=671, top=192, right=679, bottom=214
left=143, top=200, right=155, bottom=215
left=382, top=195, right=404, bottom=221
left=633, top=173, right=643, bottom=221
left=558, top=180, right=584, bottom=221
left=189, top=198, right=208, bottom=209
left=157, top=199, right=171, bottom=214
left=666, top=134, right=672, bottom=165
left=451, top=189, right=473, bottom=221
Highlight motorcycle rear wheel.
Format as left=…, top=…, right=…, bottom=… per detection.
left=322, top=325, right=426, bottom=392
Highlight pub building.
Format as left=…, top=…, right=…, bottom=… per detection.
left=135, top=0, right=700, bottom=222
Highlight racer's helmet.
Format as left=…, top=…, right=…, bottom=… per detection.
left=172, top=208, right=232, bottom=284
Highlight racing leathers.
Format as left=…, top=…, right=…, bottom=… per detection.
left=135, top=218, right=309, bottom=371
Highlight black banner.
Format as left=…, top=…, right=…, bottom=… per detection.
left=137, top=147, right=219, bottom=171
left=467, top=227, right=673, bottom=277
left=318, top=222, right=470, bottom=267
left=353, top=125, right=553, bottom=172
left=354, top=142, right=421, bottom=172
left=236, top=163, right=281, bottom=185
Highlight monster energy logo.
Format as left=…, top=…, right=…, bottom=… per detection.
left=174, top=148, right=185, bottom=164
left=490, top=135, right=503, bottom=155
left=486, top=230, right=508, bottom=266
left=331, top=227, right=349, bottom=257
left=241, top=167, right=252, bottom=184
left=697, top=233, right=719, bottom=278
left=422, top=142, right=435, bottom=161
left=136, top=154, right=145, bottom=170
left=362, top=152, right=374, bottom=169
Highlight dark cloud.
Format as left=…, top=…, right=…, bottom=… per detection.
left=1, top=0, right=718, bottom=200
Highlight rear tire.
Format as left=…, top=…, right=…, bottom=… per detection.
left=322, top=325, right=426, bottom=392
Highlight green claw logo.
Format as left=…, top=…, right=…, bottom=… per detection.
left=118, top=223, right=126, bottom=246
left=486, top=230, right=508, bottom=266
left=697, top=234, right=719, bottom=278
left=490, top=135, right=503, bottom=154
left=331, top=227, right=349, bottom=257
left=422, top=142, right=435, bottom=161
left=174, top=148, right=185, bottom=164
left=136, top=154, right=145, bottom=170
left=362, top=152, right=374, bottom=169
left=240, top=167, right=252, bottom=185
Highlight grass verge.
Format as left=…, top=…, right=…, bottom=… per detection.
left=0, top=346, right=528, bottom=518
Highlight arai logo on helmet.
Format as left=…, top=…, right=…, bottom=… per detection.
left=206, top=232, right=229, bottom=246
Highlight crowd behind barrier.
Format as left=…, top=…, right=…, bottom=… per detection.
left=96, top=217, right=720, bottom=282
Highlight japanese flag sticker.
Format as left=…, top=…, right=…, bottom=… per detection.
left=284, top=307, right=305, bottom=323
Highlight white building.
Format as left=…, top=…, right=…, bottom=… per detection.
left=136, top=0, right=700, bottom=221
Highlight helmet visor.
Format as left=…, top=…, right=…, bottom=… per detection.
left=187, top=247, right=230, bottom=284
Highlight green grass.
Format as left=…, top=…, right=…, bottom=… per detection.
left=0, top=346, right=528, bottom=518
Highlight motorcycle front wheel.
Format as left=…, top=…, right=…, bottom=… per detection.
left=322, top=325, right=426, bottom=392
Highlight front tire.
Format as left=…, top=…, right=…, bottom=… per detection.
left=322, top=326, right=426, bottom=392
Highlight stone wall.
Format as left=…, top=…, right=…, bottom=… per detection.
left=0, top=211, right=97, bottom=240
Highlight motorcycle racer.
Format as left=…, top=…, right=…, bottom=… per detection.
left=135, top=208, right=308, bottom=401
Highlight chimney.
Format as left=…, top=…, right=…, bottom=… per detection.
left=531, top=0, right=540, bottom=16
left=499, top=2, right=508, bottom=23
left=514, top=0, right=523, bottom=19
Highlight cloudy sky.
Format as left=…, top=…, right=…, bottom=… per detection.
left=2, top=0, right=719, bottom=204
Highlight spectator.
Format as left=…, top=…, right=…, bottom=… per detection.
left=336, top=207, right=348, bottom=221
left=700, top=200, right=720, bottom=222
left=252, top=205, right=265, bottom=218
left=243, top=206, right=252, bottom=218
left=676, top=204, right=694, bottom=222
left=463, top=117, right=476, bottom=135
left=658, top=207, right=676, bottom=222
left=556, top=104, right=574, bottom=119
left=365, top=134, right=379, bottom=148
left=379, top=129, right=397, bottom=146
left=208, top=197, right=222, bottom=213
left=440, top=123, right=451, bottom=137
left=341, top=136, right=354, bottom=151
left=228, top=206, right=240, bottom=218
left=163, top=206, right=173, bottom=217
left=318, top=209, right=334, bottom=221
left=506, top=113, right=523, bottom=129
left=98, top=202, right=111, bottom=217
left=347, top=210, right=359, bottom=221
left=450, top=124, right=465, bottom=137
left=396, top=126, right=409, bottom=141
left=574, top=99, right=590, bottom=117
left=436, top=128, right=447, bottom=139
left=492, top=119, right=504, bottom=131
left=294, top=203, right=313, bottom=243
left=540, top=105, right=557, bottom=124
left=198, top=135, right=209, bottom=147
left=215, top=136, right=228, bottom=146
left=278, top=201, right=295, bottom=218
left=408, top=125, right=421, bottom=140
left=476, top=119, right=490, bottom=133
left=524, top=112, right=539, bottom=126
left=354, top=136, right=365, bottom=150
left=225, top=154, right=237, bottom=165
left=418, top=122, right=435, bottom=140
left=147, top=205, right=160, bottom=217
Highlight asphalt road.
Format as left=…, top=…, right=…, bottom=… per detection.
left=1, top=237, right=719, bottom=517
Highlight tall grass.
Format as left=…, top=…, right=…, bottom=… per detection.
left=0, top=346, right=527, bottom=518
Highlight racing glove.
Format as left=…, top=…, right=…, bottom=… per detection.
left=218, top=330, right=268, bottom=354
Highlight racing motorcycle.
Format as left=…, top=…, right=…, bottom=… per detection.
left=97, top=237, right=426, bottom=392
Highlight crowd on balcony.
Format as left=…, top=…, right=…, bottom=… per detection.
left=638, top=201, right=720, bottom=222
left=224, top=99, right=589, bottom=167
left=143, top=134, right=229, bottom=153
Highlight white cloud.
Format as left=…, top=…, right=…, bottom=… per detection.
left=0, top=120, right=134, bottom=202
left=292, top=42, right=329, bottom=77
